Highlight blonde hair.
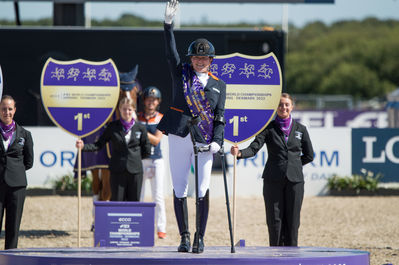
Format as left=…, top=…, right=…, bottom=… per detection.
left=281, top=92, right=295, bottom=105
left=118, top=97, right=136, bottom=110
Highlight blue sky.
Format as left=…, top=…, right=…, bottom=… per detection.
left=0, top=0, right=398, bottom=27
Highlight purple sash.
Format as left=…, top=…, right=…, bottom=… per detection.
left=182, top=64, right=214, bottom=144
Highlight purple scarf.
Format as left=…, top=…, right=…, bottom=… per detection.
left=0, top=120, right=15, bottom=141
left=120, top=118, right=135, bottom=134
left=275, top=115, right=292, bottom=142
left=182, top=63, right=214, bottom=144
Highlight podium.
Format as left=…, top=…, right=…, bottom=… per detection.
left=94, top=201, right=155, bottom=247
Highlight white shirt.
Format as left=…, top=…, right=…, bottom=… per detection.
left=125, top=130, right=131, bottom=143
left=195, top=71, right=209, bottom=87
left=2, top=132, right=15, bottom=151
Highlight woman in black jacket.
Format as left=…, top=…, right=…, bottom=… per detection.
left=76, top=97, right=151, bottom=201
left=231, top=93, right=314, bottom=247
left=0, top=95, right=34, bottom=249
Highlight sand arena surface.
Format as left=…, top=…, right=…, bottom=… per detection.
left=1, top=195, right=398, bottom=265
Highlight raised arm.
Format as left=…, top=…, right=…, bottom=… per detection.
left=164, top=0, right=179, bottom=25
left=164, top=0, right=180, bottom=68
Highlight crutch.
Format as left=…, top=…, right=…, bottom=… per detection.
left=186, top=116, right=209, bottom=250
left=219, top=145, right=235, bottom=253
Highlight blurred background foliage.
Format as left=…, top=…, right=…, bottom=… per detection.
left=287, top=18, right=399, bottom=99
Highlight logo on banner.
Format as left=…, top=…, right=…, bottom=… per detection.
left=211, top=53, right=282, bottom=143
left=41, top=58, right=120, bottom=138
left=0, top=65, right=3, bottom=98
left=352, top=128, right=399, bottom=182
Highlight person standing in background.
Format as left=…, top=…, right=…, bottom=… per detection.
left=76, top=97, right=151, bottom=201
left=0, top=95, right=34, bottom=249
left=138, top=86, right=167, bottom=239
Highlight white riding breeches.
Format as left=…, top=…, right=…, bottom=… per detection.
left=168, top=134, right=213, bottom=198
left=140, top=158, right=167, bottom=233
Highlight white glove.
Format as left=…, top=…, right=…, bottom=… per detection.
left=164, top=0, right=179, bottom=24
left=209, top=142, right=221, bottom=154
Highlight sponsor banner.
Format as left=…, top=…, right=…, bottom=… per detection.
left=211, top=53, right=282, bottom=144
left=94, top=201, right=155, bottom=247
left=352, top=128, right=399, bottom=182
left=293, top=110, right=388, bottom=128
left=31, top=127, right=399, bottom=196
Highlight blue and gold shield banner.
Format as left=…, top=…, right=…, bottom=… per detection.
left=41, top=58, right=120, bottom=138
left=211, top=53, right=282, bottom=144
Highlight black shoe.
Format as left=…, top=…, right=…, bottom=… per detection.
left=178, top=233, right=191, bottom=252
left=192, top=232, right=204, bottom=253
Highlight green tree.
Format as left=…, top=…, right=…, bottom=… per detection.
left=286, top=18, right=399, bottom=99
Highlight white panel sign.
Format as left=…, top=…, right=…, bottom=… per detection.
left=303, top=128, right=351, bottom=196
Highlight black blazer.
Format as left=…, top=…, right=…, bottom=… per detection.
left=83, top=120, right=151, bottom=174
left=0, top=124, right=34, bottom=187
left=157, top=23, right=226, bottom=146
left=240, top=119, right=314, bottom=183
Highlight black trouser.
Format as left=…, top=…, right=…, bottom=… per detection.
left=0, top=183, right=26, bottom=249
left=263, top=177, right=304, bottom=246
left=110, top=170, right=143, bottom=201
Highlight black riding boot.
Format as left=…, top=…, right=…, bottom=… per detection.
left=174, top=192, right=190, bottom=252
left=192, top=190, right=209, bottom=254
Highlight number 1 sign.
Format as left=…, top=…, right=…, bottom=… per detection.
left=41, top=57, right=120, bottom=247
left=40, top=58, right=120, bottom=138
left=211, top=53, right=282, bottom=144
